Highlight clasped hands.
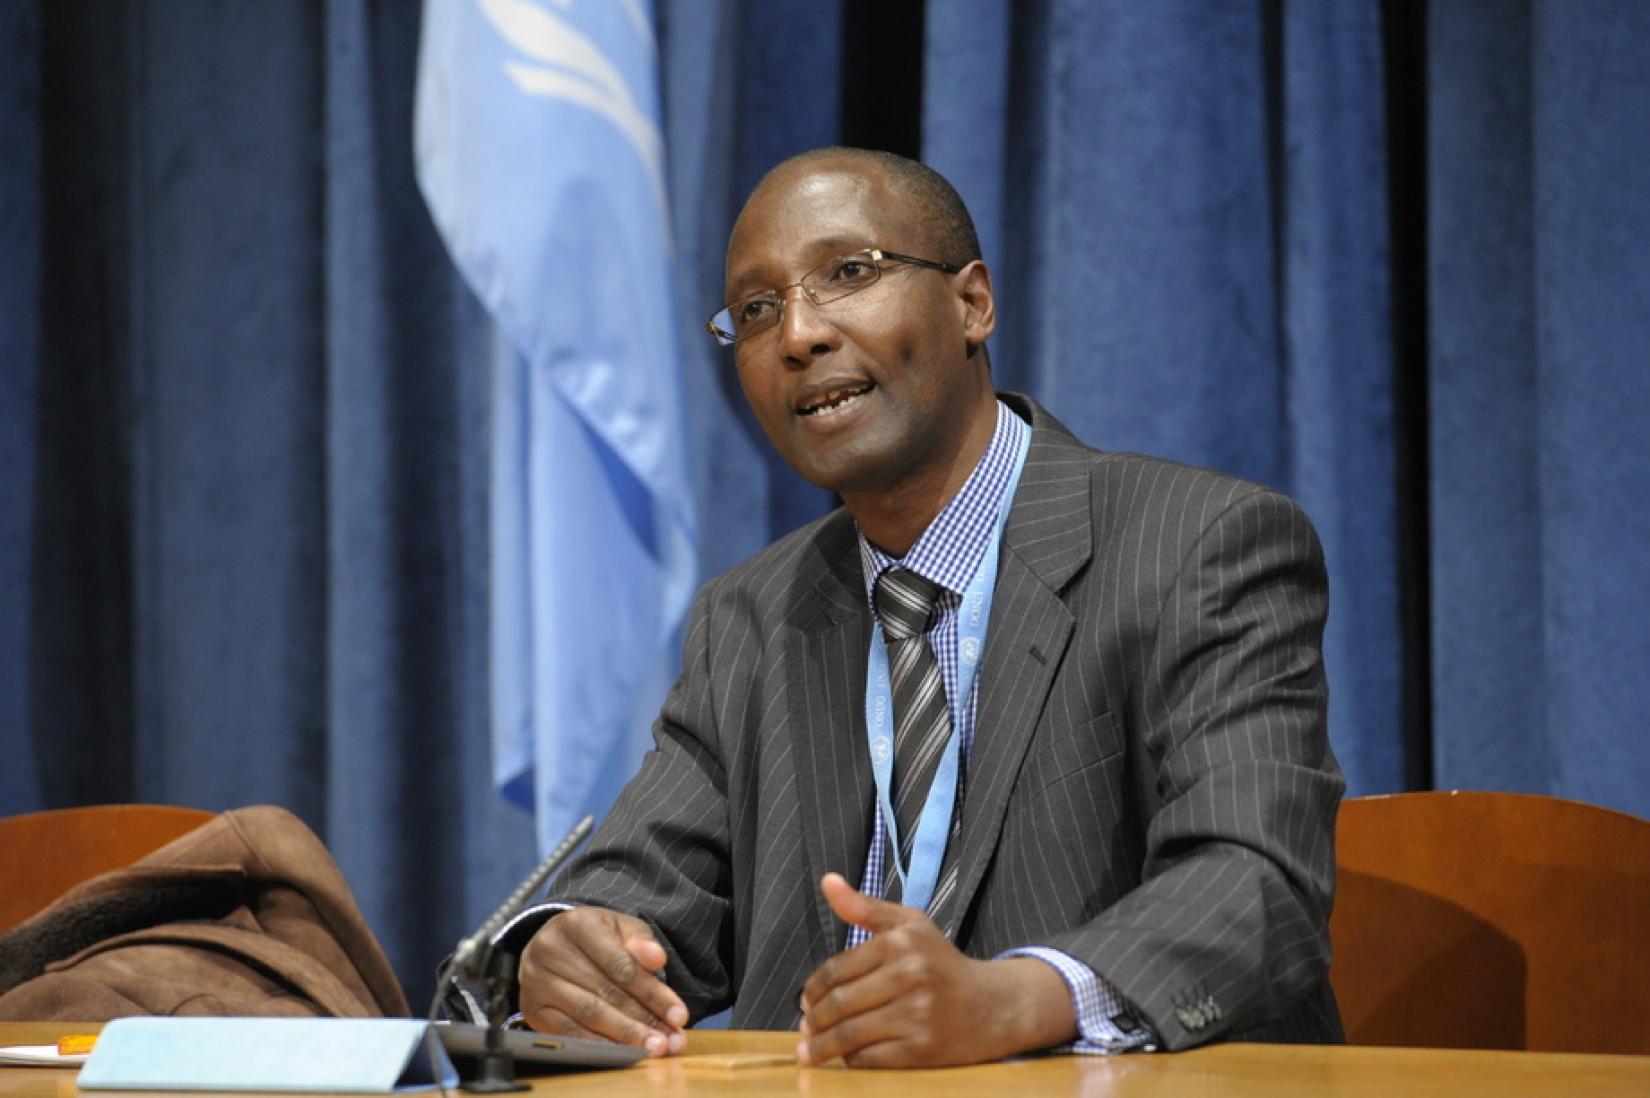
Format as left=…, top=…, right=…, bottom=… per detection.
left=517, top=872, right=1076, bottom=1068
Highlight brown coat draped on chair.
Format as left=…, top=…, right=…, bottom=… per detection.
left=0, top=805, right=408, bottom=1019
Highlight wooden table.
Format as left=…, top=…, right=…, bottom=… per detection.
left=3, top=1022, right=1648, bottom=1097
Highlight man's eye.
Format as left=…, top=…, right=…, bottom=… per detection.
left=833, top=259, right=872, bottom=282
left=738, top=298, right=775, bottom=325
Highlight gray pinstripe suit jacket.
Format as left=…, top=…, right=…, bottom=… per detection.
left=544, top=393, right=1345, bottom=1050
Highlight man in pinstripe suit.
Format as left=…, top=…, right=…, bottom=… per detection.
left=509, top=148, right=1345, bottom=1066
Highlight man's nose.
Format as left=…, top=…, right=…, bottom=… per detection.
left=776, top=285, right=839, bottom=363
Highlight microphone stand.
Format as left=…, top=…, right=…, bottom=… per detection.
left=434, top=816, right=595, bottom=1094
left=461, top=950, right=526, bottom=1094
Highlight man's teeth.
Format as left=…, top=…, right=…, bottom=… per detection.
left=801, top=387, right=870, bottom=415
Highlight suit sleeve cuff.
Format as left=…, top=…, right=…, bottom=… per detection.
left=998, top=946, right=1158, bottom=1054
left=492, top=901, right=572, bottom=957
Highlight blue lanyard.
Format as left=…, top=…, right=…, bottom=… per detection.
left=863, top=433, right=1030, bottom=913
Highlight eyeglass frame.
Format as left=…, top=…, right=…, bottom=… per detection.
left=706, top=247, right=962, bottom=347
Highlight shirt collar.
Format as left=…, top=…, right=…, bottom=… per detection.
left=857, top=400, right=1030, bottom=606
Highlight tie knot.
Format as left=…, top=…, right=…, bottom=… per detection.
left=874, top=568, right=943, bottom=641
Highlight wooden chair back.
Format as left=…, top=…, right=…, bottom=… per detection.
left=0, top=804, right=216, bottom=934
left=1330, top=790, right=1650, bottom=1054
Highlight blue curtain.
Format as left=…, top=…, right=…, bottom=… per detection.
left=1427, top=1, right=1650, bottom=806
left=923, top=0, right=1650, bottom=813
left=924, top=0, right=1410, bottom=797
left=3, top=0, right=1648, bottom=1007
left=0, top=1, right=539, bottom=1004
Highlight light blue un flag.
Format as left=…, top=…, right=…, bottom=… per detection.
left=414, top=0, right=696, bottom=854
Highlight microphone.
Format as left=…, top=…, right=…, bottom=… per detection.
left=448, top=815, right=594, bottom=980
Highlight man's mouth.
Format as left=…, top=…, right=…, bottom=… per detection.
left=796, top=382, right=874, bottom=417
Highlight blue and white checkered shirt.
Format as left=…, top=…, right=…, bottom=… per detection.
left=851, top=401, right=1155, bottom=1055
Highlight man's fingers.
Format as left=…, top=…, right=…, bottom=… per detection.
left=521, top=939, right=655, bottom=1026
left=839, top=1037, right=924, bottom=1069
left=556, top=912, right=688, bottom=1029
left=582, top=936, right=686, bottom=1028
left=516, top=1006, right=606, bottom=1044
left=800, top=934, right=888, bottom=1012
left=798, top=884, right=997, bottom=1069
left=801, top=945, right=912, bottom=1036
left=804, top=876, right=937, bottom=1013
left=798, top=997, right=915, bottom=1067
left=522, top=972, right=673, bottom=1056
left=802, top=984, right=953, bottom=1068
left=535, top=1006, right=675, bottom=1059
left=615, top=933, right=685, bottom=1027
left=518, top=908, right=689, bottom=1039
left=820, top=872, right=918, bottom=934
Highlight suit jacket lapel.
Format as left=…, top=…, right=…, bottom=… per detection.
left=784, top=519, right=874, bottom=957
left=945, top=396, right=1095, bottom=938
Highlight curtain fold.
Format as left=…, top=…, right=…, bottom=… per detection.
left=0, top=0, right=42, bottom=815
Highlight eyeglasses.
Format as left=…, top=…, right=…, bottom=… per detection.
left=706, top=248, right=961, bottom=346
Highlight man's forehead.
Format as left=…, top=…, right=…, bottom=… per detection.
left=724, top=161, right=914, bottom=292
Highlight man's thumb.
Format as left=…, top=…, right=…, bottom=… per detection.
left=610, top=912, right=668, bottom=971
left=820, top=872, right=916, bottom=933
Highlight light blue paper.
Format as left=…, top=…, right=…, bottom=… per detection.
left=78, top=1017, right=459, bottom=1092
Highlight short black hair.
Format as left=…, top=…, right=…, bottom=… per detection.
left=759, top=147, right=983, bottom=268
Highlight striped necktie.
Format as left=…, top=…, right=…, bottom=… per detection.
left=873, top=568, right=961, bottom=918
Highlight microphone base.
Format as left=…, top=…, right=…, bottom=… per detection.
left=461, top=1050, right=528, bottom=1094
left=457, top=950, right=528, bottom=1093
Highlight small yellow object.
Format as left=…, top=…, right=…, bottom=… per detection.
left=56, top=1034, right=97, bottom=1056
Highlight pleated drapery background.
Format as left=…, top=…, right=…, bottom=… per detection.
left=3, top=0, right=1647, bottom=1006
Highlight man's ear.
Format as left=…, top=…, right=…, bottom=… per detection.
left=955, top=260, right=997, bottom=350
